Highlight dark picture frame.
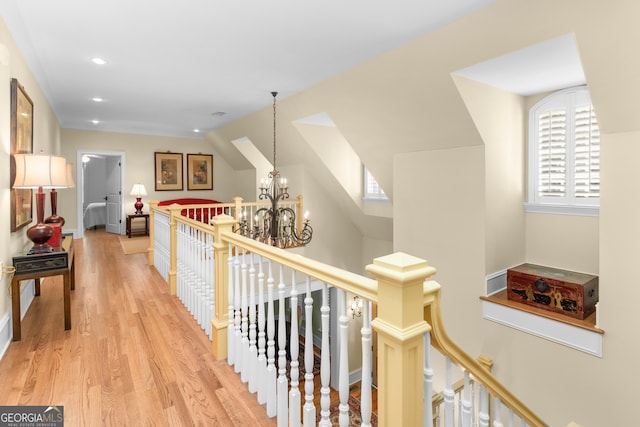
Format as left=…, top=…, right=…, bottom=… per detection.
left=187, top=154, right=213, bottom=190
left=154, top=152, right=183, bottom=191
left=10, top=78, right=34, bottom=232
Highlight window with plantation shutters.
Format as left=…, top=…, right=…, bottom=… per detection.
left=527, top=86, right=600, bottom=215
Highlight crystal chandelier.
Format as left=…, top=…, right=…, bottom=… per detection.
left=236, top=92, right=313, bottom=248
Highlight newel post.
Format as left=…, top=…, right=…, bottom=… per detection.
left=148, top=200, right=158, bottom=266
left=233, top=196, right=243, bottom=221
left=210, top=214, right=237, bottom=359
left=366, top=252, right=436, bottom=427
left=167, top=204, right=182, bottom=295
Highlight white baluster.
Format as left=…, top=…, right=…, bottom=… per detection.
left=257, top=257, right=267, bottom=404
left=461, top=371, right=473, bottom=427
left=493, top=397, right=504, bottom=427
left=478, top=385, right=490, bottom=427
left=424, top=332, right=434, bottom=427
left=360, top=300, right=372, bottom=427
left=205, top=233, right=214, bottom=339
left=338, top=289, right=350, bottom=427
left=303, top=277, right=316, bottom=426
left=265, top=262, right=277, bottom=418
left=248, top=255, right=258, bottom=393
left=241, top=251, right=249, bottom=383
left=233, top=246, right=242, bottom=374
left=507, top=407, right=515, bottom=427
left=276, top=265, right=288, bottom=427
left=318, top=283, right=331, bottom=427
left=444, top=357, right=455, bottom=427
left=289, top=271, right=300, bottom=427
left=227, top=243, right=235, bottom=366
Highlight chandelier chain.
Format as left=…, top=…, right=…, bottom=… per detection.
left=271, top=91, right=278, bottom=170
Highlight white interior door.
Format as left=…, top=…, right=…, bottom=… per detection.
left=105, top=157, right=122, bottom=234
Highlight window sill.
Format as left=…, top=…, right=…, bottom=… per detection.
left=480, top=289, right=603, bottom=357
left=523, top=203, right=599, bottom=217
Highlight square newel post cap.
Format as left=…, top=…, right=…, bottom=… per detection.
left=366, top=252, right=436, bottom=283
left=367, top=252, right=436, bottom=330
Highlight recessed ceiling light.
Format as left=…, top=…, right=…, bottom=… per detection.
left=193, top=129, right=200, bottom=133
left=91, top=119, right=100, bottom=125
left=92, top=97, right=103, bottom=102
left=91, top=57, right=107, bottom=65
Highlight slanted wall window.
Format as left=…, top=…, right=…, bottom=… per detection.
left=364, top=167, right=387, bottom=201
left=526, top=86, right=600, bottom=215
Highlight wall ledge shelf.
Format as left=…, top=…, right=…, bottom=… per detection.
left=481, top=290, right=603, bottom=357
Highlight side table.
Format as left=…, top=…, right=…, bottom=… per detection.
left=11, top=234, right=75, bottom=341
left=126, top=213, right=150, bottom=238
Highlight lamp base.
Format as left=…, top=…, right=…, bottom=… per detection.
left=45, top=214, right=65, bottom=227
left=134, top=197, right=144, bottom=215
left=26, top=222, right=54, bottom=254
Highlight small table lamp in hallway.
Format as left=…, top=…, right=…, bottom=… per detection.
left=130, top=183, right=147, bottom=215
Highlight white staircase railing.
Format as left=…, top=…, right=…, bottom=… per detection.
left=148, top=205, right=548, bottom=427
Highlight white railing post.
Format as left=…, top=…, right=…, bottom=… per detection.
left=248, top=255, right=258, bottom=392
left=318, top=282, right=331, bottom=427
left=265, top=261, right=277, bottom=418
left=289, top=270, right=300, bottom=427
left=240, top=251, right=249, bottom=383
left=479, top=385, right=490, bottom=427
left=276, top=265, right=288, bottom=427
left=461, top=371, right=473, bottom=427
left=233, top=247, right=242, bottom=374
left=303, top=276, right=316, bottom=425
left=256, top=258, right=267, bottom=404
left=360, top=300, right=372, bottom=427
left=337, top=289, right=350, bottom=427
left=424, top=332, right=434, bottom=427
left=444, top=357, right=455, bottom=427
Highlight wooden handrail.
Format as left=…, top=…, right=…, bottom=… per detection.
left=423, top=280, right=548, bottom=427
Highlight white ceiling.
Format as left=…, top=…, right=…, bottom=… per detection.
left=1, top=0, right=498, bottom=138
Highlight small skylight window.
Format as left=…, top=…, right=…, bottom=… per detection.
left=364, top=167, right=388, bottom=201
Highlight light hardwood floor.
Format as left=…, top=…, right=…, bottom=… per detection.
left=0, top=229, right=276, bottom=426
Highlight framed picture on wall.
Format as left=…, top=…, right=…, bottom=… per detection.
left=154, top=152, right=183, bottom=191
left=186, top=153, right=213, bottom=190
left=10, top=78, right=34, bottom=232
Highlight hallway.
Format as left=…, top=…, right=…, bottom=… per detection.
left=0, top=230, right=275, bottom=426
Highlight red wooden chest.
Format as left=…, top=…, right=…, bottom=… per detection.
left=506, top=263, right=599, bottom=320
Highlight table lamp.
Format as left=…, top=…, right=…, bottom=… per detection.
left=130, top=183, right=147, bottom=214
left=45, top=161, right=73, bottom=227
left=13, top=152, right=67, bottom=254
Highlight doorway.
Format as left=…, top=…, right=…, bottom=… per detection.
left=76, top=150, right=126, bottom=238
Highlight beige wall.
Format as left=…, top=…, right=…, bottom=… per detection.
left=0, top=17, right=62, bottom=325
left=452, top=75, right=527, bottom=275
left=58, top=128, right=246, bottom=232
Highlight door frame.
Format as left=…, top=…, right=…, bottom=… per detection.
left=76, top=150, right=127, bottom=238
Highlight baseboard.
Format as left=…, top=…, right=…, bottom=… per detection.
left=0, top=279, right=35, bottom=360
left=486, top=269, right=507, bottom=295
left=349, top=368, right=362, bottom=385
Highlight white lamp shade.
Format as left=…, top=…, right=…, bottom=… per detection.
left=130, top=183, right=147, bottom=196
left=13, top=153, right=68, bottom=189
left=66, top=163, right=75, bottom=188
